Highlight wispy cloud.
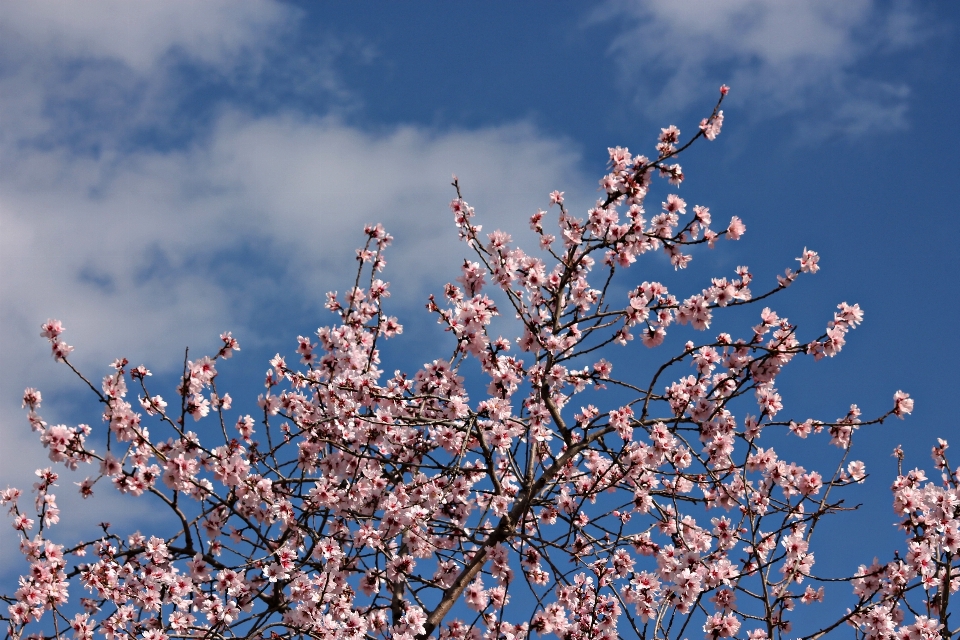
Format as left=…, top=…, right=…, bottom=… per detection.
left=0, top=0, right=369, bottom=156
left=595, top=0, right=925, bottom=138
left=1, top=0, right=296, bottom=72
left=0, top=114, right=585, bottom=376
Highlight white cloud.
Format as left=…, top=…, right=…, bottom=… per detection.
left=1, top=113, right=585, bottom=363
left=0, top=0, right=356, bottom=154
left=203, top=112, right=588, bottom=299
left=0, top=0, right=296, bottom=72
left=596, top=0, right=924, bottom=137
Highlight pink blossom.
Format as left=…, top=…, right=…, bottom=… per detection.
left=699, top=110, right=724, bottom=141
left=797, top=247, right=820, bottom=273
left=40, top=319, right=63, bottom=340
left=726, top=216, right=745, bottom=240
left=893, top=390, right=914, bottom=417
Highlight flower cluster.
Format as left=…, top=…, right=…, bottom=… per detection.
left=2, top=87, right=935, bottom=640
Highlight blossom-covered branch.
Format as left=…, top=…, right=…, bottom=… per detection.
left=4, top=87, right=944, bottom=640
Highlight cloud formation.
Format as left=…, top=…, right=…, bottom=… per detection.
left=596, top=0, right=923, bottom=137
left=1, top=0, right=295, bottom=72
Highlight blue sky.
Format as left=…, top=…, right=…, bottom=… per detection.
left=1, top=0, right=959, bottom=610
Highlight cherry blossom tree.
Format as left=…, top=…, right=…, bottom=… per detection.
left=3, top=86, right=951, bottom=640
